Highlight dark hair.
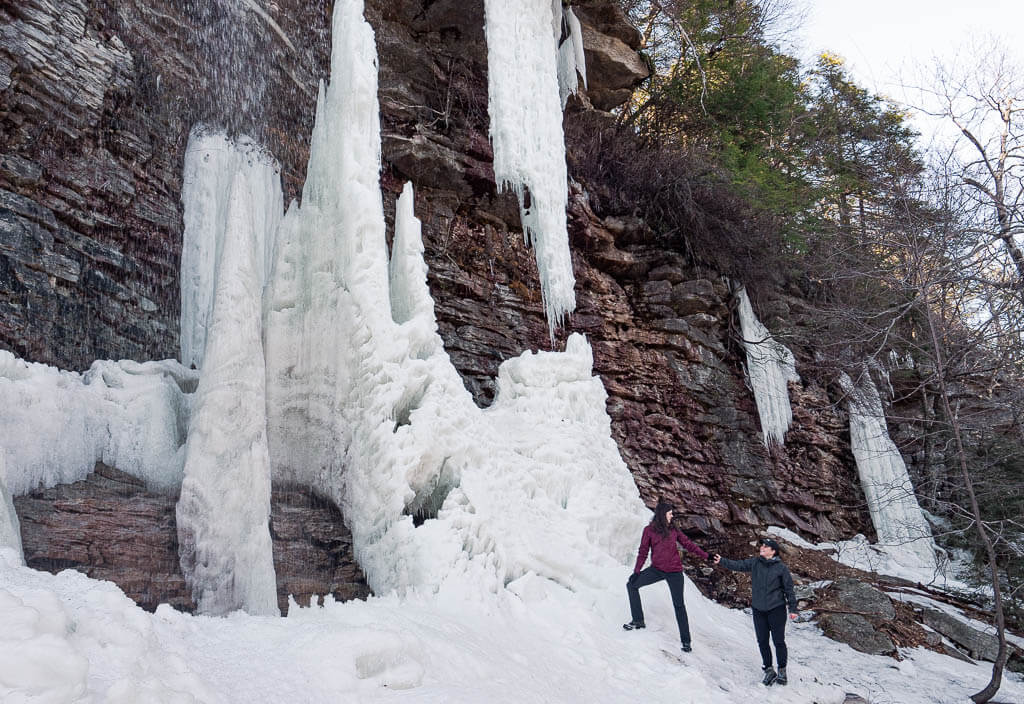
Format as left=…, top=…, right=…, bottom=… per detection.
left=651, top=500, right=675, bottom=537
left=758, top=538, right=782, bottom=556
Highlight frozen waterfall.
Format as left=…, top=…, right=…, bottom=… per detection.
left=840, top=367, right=936, bottom=570
left=180, top=133, right=282, bottom=370
left=257, top=0, right=644, bottom=595
left=736, top=287, right=799, bottom=447
left=484, top=0, right=576, bottom=332
left=0, top=0, right=645, bottom=611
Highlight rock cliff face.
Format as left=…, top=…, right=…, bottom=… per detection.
left=1, top=0, right=870, bottom=610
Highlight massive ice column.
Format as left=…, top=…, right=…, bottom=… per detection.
left=484, top=0, right=576, bottom=331
left=262, top=0, right=392, bottom=492
left=258, top=0, right=645, bottom=596
left=177, top=132, right=281, bottom=616
left=736, top=287, right=799, bottom=447
left=840, top=367, right=936, bottom=569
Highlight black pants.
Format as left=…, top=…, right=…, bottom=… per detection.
left=627, top=567, right=691, bottom=644
left=752, top=605, right=788, bottom=669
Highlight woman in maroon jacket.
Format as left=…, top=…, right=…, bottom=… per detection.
left=623, top=500, right=709, bottom=653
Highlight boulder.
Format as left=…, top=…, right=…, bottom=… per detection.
left=817, top=612, right=895, bottom=655
left=833, top=577, right=896, bottom=620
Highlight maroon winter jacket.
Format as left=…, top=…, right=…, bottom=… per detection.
left=633, top=525, right=709, bottom=573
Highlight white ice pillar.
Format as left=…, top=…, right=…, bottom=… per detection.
left=736, top=287, right=799, bottom=447
left=177, top=132, right=281, bottom=616
left=840, top=367, right=936, bottom=569
left=485, top=0, right=576, bottom=333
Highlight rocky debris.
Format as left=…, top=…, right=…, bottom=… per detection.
left=919, top=607, right=1024, bottom=673
left=13, top=463, right=370, bottom=614
left=831, top=577, right=897, bottom=620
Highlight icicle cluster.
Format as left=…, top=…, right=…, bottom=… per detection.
left=840, top=367, right=936, bottom=569
left=735, top=287, right=799, bottom=447
left=261, top=0, right=641, bottom=594
left=484, top=0, right=576, bottom=333
left=553, top=2, right=587, bottom=107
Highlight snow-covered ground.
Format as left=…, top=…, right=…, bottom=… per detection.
left=2, top=546, right=1021, bottom=703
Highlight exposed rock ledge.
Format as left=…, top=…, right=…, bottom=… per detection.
left=14, top=464, right=371, bottom=614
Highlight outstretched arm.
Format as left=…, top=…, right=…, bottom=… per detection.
left=674, top=531, right=709, bottom=560
left=714, top=556, right=756, bottom=572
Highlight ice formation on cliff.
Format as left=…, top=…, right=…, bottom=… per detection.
left=840, top=367, right=936, bottom=569
left=735, top=287, right=799, bottom=446
left=553, top=1, right=587, bottom=107
left=484, top=0, right=576, bottom=331
left=176, top=132, right=282, bottom=616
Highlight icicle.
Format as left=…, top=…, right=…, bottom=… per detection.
left=567, top=8, right=587, bottom=91
left=735, top=287, right=799, bottom=446
left=389, top=182, right=435, bottom=327
left=840, top=367, right=936, bottom=569
left=553, top=2, right=587, bottom=107
left=177, top=131, right=280, bottom=616
left=484, top=0, right=576, bottom=334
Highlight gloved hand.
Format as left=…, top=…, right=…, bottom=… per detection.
left=627, top=573, right=639, bottom=586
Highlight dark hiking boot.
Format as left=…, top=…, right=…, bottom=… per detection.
left=622, top=621, right=645, bottom=631
left=680, top=642, right=692, bottom=653
left=761, top=667, right=778, bottom=686
left=775, top=667, right=787, bottom=686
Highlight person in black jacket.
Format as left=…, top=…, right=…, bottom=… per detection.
left=713, top=538, right=798, bottom=687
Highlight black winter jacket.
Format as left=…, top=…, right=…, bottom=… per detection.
left=718, top=555, right=798, bottom=613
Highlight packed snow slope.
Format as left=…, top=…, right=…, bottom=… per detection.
left=2, top=546, right=1022, bottom=704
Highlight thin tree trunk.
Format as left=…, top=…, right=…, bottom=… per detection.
left=924, top=305, right=1008, bottom=703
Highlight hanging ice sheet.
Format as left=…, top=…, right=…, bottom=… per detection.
left=840, top=367, right=936, bottom=570
left=736, top=287, right=799, bottom=447
left=553, top=2, right=587, bottom=107
left=484, top=0, right=576, bottom=332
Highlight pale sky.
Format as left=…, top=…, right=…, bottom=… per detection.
left=796, top=0, right=1023, bottom=93
left=791, top=0, right=1024, bottom=144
